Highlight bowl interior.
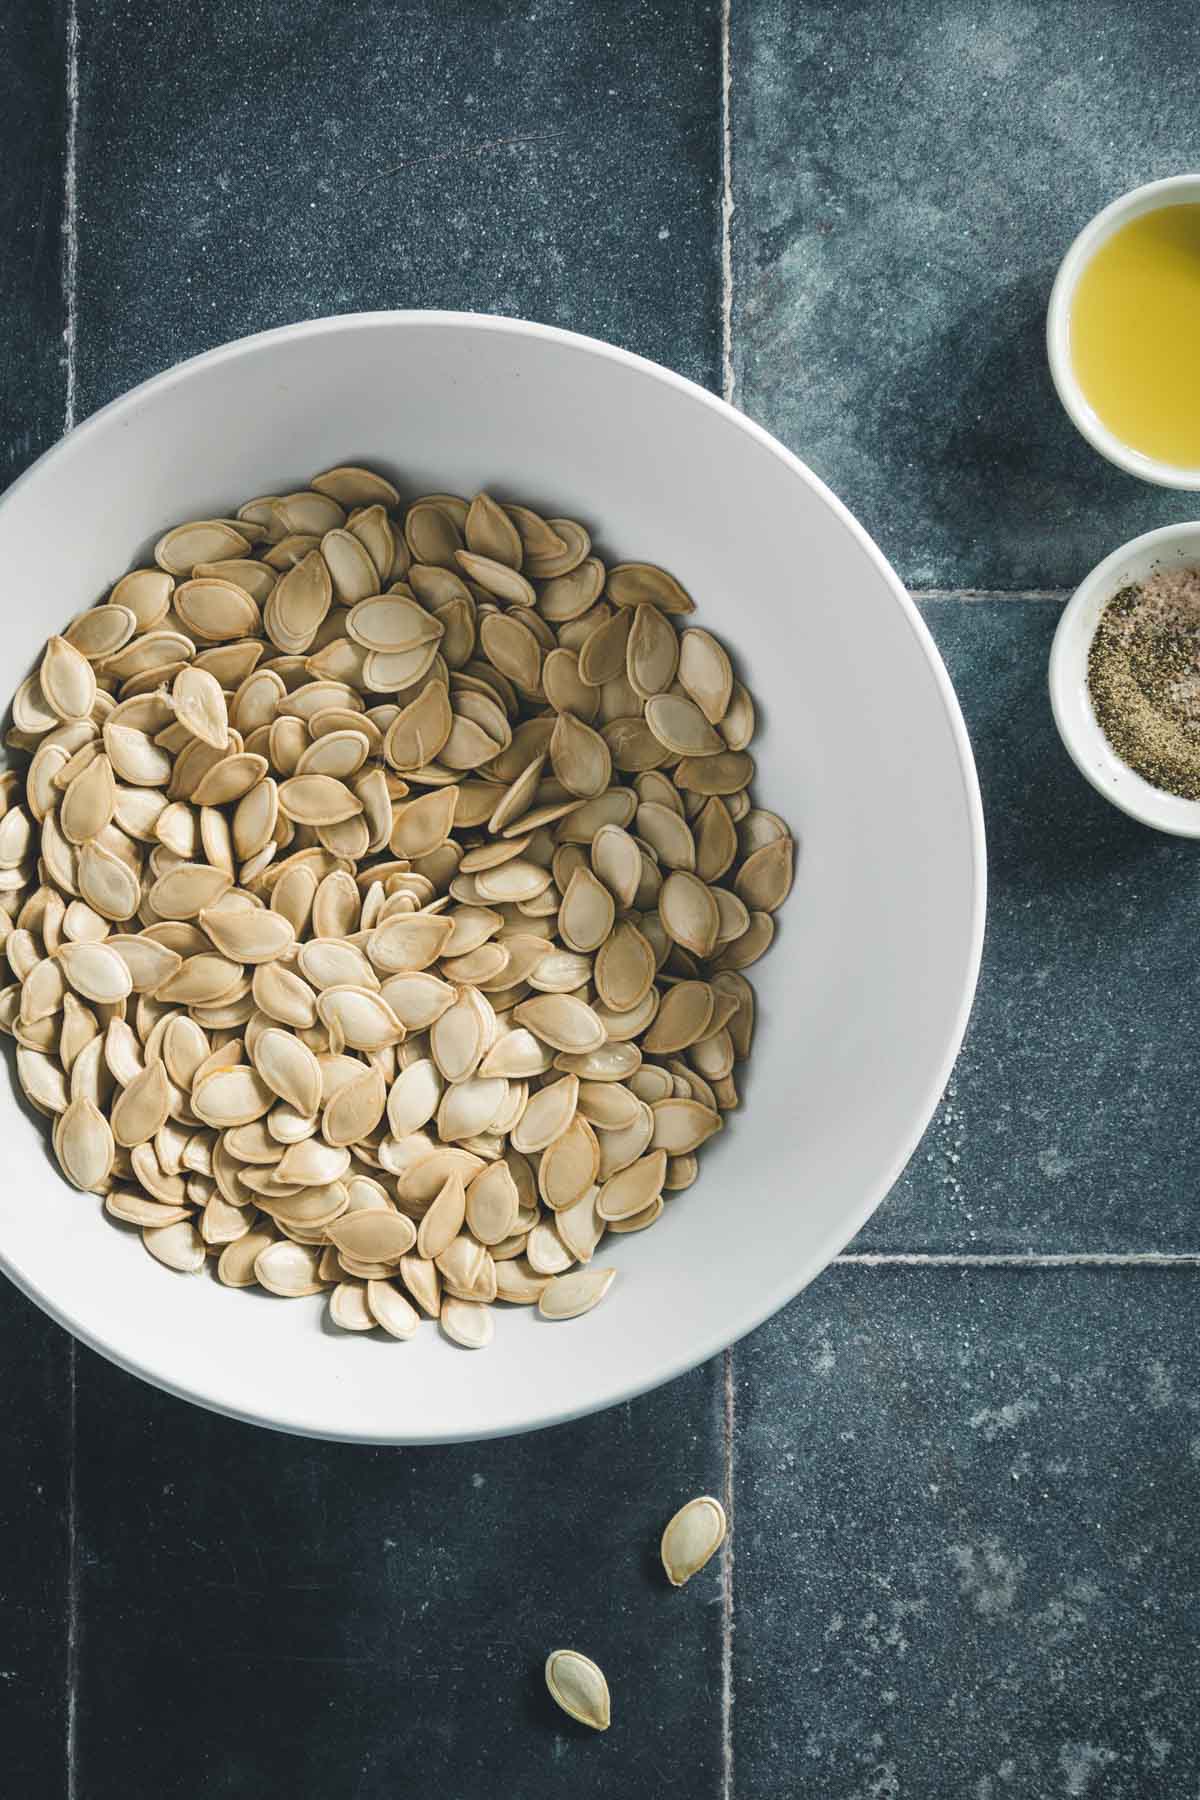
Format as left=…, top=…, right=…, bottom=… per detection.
left=1050, top=523, right=1200, bottom=837
left=0, top=315, right=983, bottom=1441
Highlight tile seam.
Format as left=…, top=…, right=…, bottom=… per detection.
left=836, top=1252, right=1200, bottom=1267
left=62, top=15, right=81, bottom=1791
left=911, top=588, right=1070, bottom=602
left=62, top=0, right=79, bottom=431
left=719, top=6, right=736, bottom=1796
left=720, top=1346, right=735, bottom=1800
left=65, top=1341, right=78, bottom=1800
left=718, top=0, right=734, bottom=406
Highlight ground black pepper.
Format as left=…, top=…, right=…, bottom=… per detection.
left=1086, top=566, right=1200, bottom=801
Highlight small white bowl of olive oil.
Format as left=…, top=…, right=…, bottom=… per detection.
left=1047, top=174, right=1200, bottom=488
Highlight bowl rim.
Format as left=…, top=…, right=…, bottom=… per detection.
left=0, top=310, right=987, bottom=1440
left=1046, top=172, right=1200, bottom=490
left=1049, top=519, right=1200, bottom=837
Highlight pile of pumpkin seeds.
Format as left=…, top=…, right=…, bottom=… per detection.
left=0, top=470, right=793, bottom=1349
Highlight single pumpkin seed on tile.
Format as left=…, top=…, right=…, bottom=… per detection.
left=661, top=1494, right=728, bottom=1586
left=544, top=1649, right=610, bottom=1730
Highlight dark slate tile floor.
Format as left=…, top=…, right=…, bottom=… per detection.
left=0, top=0, right=66, bottom=484
left=73, top=0, right=723, bottom=416
left=865, top=600, right=1200, bottom=1255
left=73, top=1354, right=726, bottom=1799
left=4, top=1, right=1200, bottom=1795
left=733, top=1266, right=1200, bottom=1800
left=0, top=1286, right=71, bottom=1796
left=730, top=0, right=1200, bottom=590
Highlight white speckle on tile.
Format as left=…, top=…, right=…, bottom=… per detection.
left=1037, top=1145, right=1073, bottom=1180
left=1058, top=1742, right=1116, bottom=1795
left=812, top=1335, right=837, bottom=1375
left=947, top=1538, right=1025, bottom=1617
left=472, top=1472, right=485, bottom=1488
left=968, top=1396, right=1039, bottom=1440
left=1033, top=1580, right=1101, bottom=1645
left=1146, top=1360, right=1175, bottom=1410
left=1144, top=1728, right=1171, bottom=1768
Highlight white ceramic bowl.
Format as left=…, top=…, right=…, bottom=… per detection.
left=1046, top=173, right=1200, bottom=488
left=1049, top=520, right=1200, bottom=836
left=0, top=313, right=984, bottom=1442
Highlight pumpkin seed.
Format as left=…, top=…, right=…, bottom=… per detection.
left=661, top=1494, right=728, bottom=1586
left=143, top=1219, right=206, bottom=1273
left=1, top=469, right=790, bottom=1358
left=440, top=1296, right=494, bottom=1348
left=538, top=1265, right=616, bottom=1320
left=544, top=1648, right=611, bottom=1730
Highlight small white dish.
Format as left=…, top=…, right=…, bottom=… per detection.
left=1046, top=173, right=1200, bottom=489
left=1049, top=521, right=1200, bottom=836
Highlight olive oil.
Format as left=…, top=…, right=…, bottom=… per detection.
left=1071, top=203, right=1200, bottom=468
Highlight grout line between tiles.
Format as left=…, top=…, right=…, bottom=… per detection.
left=62, top=15, right=82, bottom=1791
left=65, top=1341, right=78, bottom=1800
left=718, top=0, right=734, bottom=407
left=911, top=587, right=1070, bottom=602
left=720, top=1347, right=735, bottom=1800
left=835, top=1251, right=1200, bottom=1267
left=719, top=8, right=736, bottom=1796
left=62, top=0, right=80, bottom=431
